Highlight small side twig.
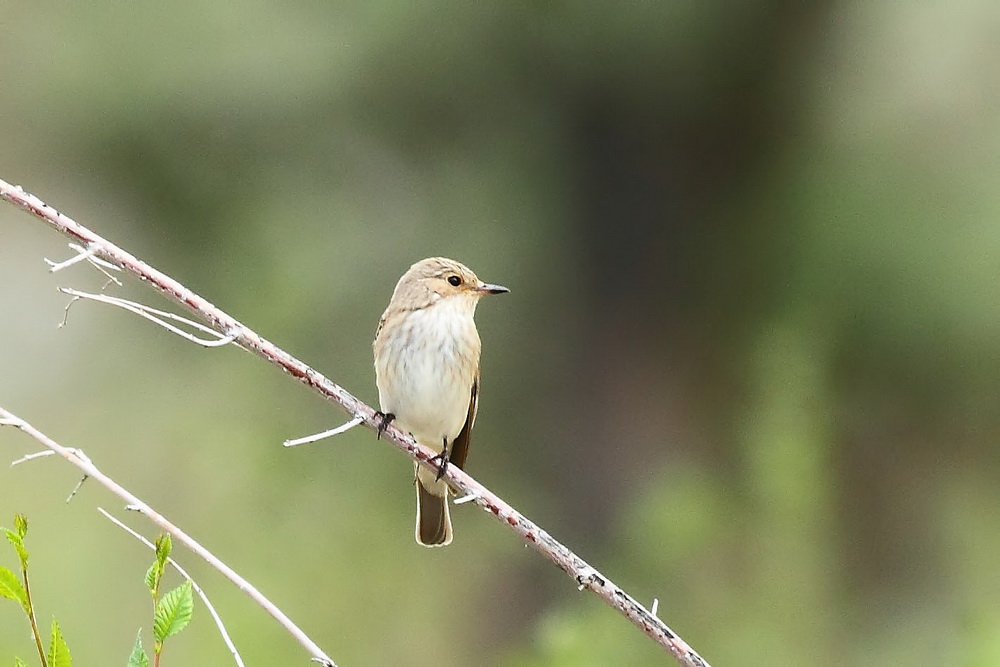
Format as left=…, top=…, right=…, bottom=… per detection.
left=58, top=288, right=238, bottom=347
left=452, top=492, right=481, bottom=505
left=0, top=406, right=337, bottom=667
left=46, top=242, right=123, bottom=285
left=283, top=417, right=364, bottom=447
left=11, top=449, right=91, bottom=502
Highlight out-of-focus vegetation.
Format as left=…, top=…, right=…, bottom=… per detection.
left=3, top=2, right=1000, bottom=665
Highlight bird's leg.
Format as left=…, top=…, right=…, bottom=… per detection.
left=431, top=436, right=450, bottom=481
left=374, top=412, right=395, bottom=440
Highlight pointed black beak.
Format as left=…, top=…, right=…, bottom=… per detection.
left=480, top=283, right=510, bottom=295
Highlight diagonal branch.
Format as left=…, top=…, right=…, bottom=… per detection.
left=0, top=177, right=712, bottom=667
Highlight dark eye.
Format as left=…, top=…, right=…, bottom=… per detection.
left=447, top=275, right=462, bottom=286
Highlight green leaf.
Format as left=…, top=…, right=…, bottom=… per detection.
left=47, top=618, right=72, bottom=667
left=153, top=580, right=193, bottom=643
left=127, top=630, right=149, bottom=667
left=0, top=566, right=28, bottom=611
left=15, top=658, right=28, bottom=667
left=144, top=562, right=161, bottom=598
left=14, top=515, right=27, bottom=540
left=3, top=528, right=28, bottom=567
left=154, top=535, right=171, bottom=567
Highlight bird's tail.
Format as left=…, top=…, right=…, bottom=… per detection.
left=415, top=471, right=453, bottom=547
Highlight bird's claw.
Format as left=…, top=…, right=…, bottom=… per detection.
left=375, top=411, right=395, bottom=440
left=432, top=440, right=450, bottom=481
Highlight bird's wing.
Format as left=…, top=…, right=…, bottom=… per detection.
left=448, top=374, right=479, bottom=471
left=373, top=311, right=388, bottom=345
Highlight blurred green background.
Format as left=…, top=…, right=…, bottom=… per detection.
left=3, top=2, right=1000, bottom=665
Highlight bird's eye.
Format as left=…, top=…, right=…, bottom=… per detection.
left=447, top=275, right=462, bottom=286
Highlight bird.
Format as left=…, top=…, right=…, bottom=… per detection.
left=373, top=257, right=508, bottom=546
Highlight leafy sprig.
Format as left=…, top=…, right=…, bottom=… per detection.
left=1, top=514, right=72, bottom=667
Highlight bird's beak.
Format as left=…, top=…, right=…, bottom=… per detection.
left=479, top=282, right=510, bottom=295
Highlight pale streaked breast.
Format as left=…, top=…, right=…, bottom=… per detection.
left=375, top=299, right=481, bottom=451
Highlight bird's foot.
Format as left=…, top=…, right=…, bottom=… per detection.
left=432, top=438, right=450, bottom=481
left=374, top=412, right=395, bottom=440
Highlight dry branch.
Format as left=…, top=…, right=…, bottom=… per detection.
left=0, top=177, right=712, bottom=667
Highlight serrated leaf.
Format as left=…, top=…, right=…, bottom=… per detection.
left=154, top=535, right=171, bottom=567
left=47, top=618, right=72, bottom=667
left=144, top=562, right=161, bottom=597
left=0, top=566, right=28, bottom=611
left=13, top=515, right=27, bottom=540
left=127, top=629, right=149, bottom=667
left=3, top=528, right=28, bottom=566
left=153, top=580, right=193, bottom=643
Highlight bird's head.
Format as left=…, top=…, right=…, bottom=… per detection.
left=391, top=257, right=509, bottom=310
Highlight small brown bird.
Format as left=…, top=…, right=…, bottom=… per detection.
left=373, top=257, right=508, bottom=546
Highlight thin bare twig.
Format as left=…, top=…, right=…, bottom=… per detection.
left=46, top=242, right=123, bottom=285
left=0, top=407, right=336, bottom=667
left=283, top=416, right=364, bottom=447
left=45, top=243, right=97, bottom=272
left=11, top=448, right=88, bottom=467
left=10, top=449, right=91, bottom=502
left=59, top=288, right=238, bottom=347
left=0, top=178, right=711, bottom=667
left=97, top=508, right=246, bottom=667
left=452, top=492, right=481, bottom=505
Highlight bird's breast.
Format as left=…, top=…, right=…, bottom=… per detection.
left=374, top=302, right=481, bottom=449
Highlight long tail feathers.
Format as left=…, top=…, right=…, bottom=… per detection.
left=415, top=479, right=453, bottom=547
